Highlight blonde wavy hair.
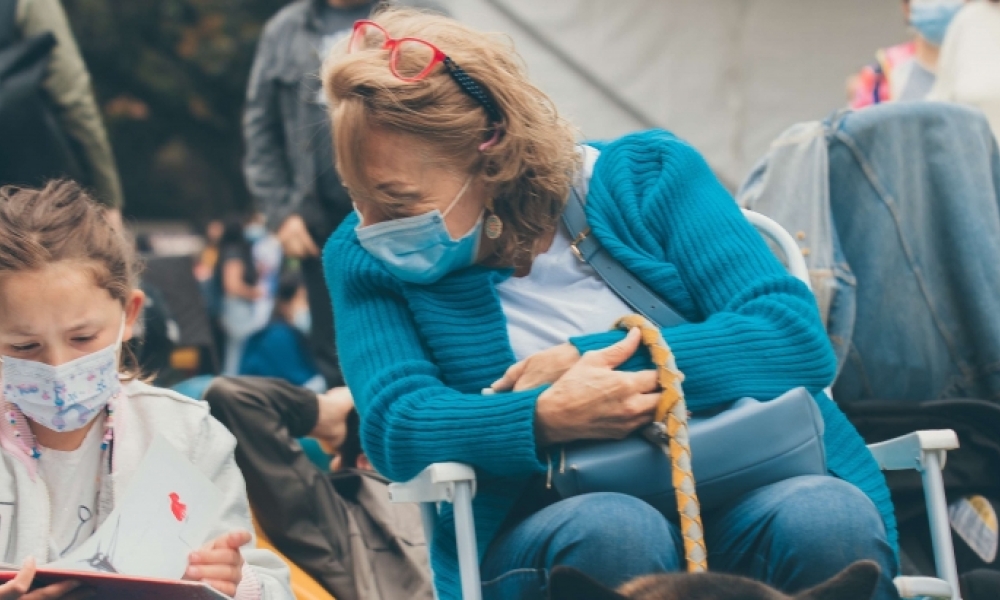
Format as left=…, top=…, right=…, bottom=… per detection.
left=322, top=6, right=580, bottom=267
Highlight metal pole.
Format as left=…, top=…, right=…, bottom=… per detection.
left=452, top=482, right=482, bottom=600
left=921, top=450, right=962, bottom=600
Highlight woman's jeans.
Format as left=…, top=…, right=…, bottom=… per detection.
left=480, top=476, right=899, bottom=600
left=220, top=296, right=259, bottom=376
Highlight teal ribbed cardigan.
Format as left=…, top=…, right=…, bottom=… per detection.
left=324, top=129, right=897, bottom=599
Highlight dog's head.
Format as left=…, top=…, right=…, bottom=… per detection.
left=549, top=560, right=880, bottom=600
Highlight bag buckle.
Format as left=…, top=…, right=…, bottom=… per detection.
left=569, top=228, right=591, bottom=262
left=545, top=447, right=568, bottom=489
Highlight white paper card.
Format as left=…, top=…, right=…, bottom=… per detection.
left=49, top=435, right=223, bottom=579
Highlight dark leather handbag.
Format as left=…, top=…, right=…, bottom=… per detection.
left=547, top=187, right=828, bottom=514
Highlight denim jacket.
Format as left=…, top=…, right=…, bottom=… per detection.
left=741, top=102, right=1000, bottom=404
left=738, top=121, right=857, bottom=374
left=242, top=0, right=442, bottom=241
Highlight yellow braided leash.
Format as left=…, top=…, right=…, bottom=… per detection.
left=616, top=315, right=708, bottom=573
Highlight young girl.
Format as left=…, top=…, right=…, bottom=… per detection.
left=0, top=181, right=292, bottom=599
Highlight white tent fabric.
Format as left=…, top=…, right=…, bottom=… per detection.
left=439, top=0, right=909, bottom=187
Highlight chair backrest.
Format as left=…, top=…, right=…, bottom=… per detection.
left=742, top=209, right=811, bottom=290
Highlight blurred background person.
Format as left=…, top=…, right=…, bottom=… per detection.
left=195, top=218, right=225, bottom=283
left=247, top=212, right=285, bottom=333
left=243, top=0, right=444, bottom=392
left=929, top=0, right=1000, bottom=141
left=0, top=0, right=123, bottom=224
left=240, top=269, right=327, bottom=393
left=130, top=234, right=183, bottom=383
left=848, top=0, right=965, bottom=109
left=215, top=216, right=263, bottom=375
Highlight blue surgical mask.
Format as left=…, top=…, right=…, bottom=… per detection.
left=355, top=178, right=482, bottom=285
left=245, top=223, right=267, bottom=243
left=910, top=1, right=964, bottom=46
left=291, top=307, right=312, bottom=335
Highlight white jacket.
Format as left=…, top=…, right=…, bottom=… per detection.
left=929, top=2, right=1000, bottom=141
left=0, top=380, right=293, bottom=600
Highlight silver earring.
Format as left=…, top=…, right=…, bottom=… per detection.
left=485, top=213, right=503, bottom=239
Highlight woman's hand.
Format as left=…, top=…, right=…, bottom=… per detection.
left=491, top=343, right=581, bottom=392
left=277, top=215, right=319, bottom=259
left=0, top=558, right=93, bottom=599
left=310, top=386, right=354, bottom=454
left=185, top=531, right=250, bottom=597
left=535, top=328, right=660, bottom=446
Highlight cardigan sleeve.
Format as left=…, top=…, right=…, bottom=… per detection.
left=324, top=230, right=547, bottom=483
left=571, top=131, right=836, bottom=411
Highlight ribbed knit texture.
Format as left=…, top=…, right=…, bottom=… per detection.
left=324, top=129, right=897, bottom=600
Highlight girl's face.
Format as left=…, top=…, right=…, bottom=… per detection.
left=0, top=261, right=144, bottom=367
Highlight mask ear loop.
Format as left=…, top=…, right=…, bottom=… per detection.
left=442, top=176, right=474, bottom=218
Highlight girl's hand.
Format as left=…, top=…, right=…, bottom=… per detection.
left=491, top=343, right=581, bottom=392
left=534, top=328, right=660, bottom=446
left=185, top=531, right=251, bottom=597
left=0, top=557, right=93, bottom=599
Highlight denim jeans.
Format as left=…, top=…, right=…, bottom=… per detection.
left=480, top=476, right=899, bottom=600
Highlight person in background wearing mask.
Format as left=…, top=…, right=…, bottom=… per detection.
left=239, top=270, right=326, bottom=392
left=848, top=0, right=966, bottom=109
left=929, top=0, right=1000, bottom=141
left=246, top=214, right=284, bottom=334
left=215, top=218, right=263, bottom=376
left=243, top=0, right=444, bottom=392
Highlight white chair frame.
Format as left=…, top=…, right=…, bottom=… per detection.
left=389, top=210, right=963, bottom=600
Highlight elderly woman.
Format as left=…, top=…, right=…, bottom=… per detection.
left=321, top=8, right=898, bottom=600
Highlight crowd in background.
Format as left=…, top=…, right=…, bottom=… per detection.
left=1, top=1, right=1000, bottom=600
left=7, top=0, right=998, bottom=398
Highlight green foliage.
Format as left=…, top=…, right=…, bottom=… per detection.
left=64, top=0, right=290, bottom=223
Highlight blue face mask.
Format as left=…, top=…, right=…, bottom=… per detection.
left=245, top=223, right=267, bottom=243
left=355, top=178, right=482, bottom=285
left=910, top=1, right=964, bottom=46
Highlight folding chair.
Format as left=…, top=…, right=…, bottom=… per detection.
left=388, top=210, right=962, bottom=600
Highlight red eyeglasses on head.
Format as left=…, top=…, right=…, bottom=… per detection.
left=347, top=19, right=502, bottom=126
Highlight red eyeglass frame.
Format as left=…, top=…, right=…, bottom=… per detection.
left=349, top=19, right=447, bottom=83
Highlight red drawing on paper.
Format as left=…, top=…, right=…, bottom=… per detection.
left=169, top=493, right=187, bottom=522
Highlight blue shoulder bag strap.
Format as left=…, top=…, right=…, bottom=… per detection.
left=560, top=186, right=688, bottom=328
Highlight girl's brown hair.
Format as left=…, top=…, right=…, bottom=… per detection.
left=0, top=180, right=141, bottom=372
left=323, top=6, right=580, bottom=268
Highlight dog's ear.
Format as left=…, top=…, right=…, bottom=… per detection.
left=795, top=560, right=881, bottom=600
left=549, top=566, right=629, bottom=600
